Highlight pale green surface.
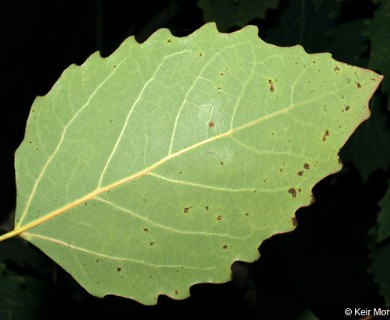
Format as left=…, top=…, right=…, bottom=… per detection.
left=14, top=23, right=381, bottom=304
left=198, top=0, right=280, bottom=31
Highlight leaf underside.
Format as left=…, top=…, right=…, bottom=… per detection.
left=13, top=23, right=381, bottom=304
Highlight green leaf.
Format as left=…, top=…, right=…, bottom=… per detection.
left=366, top=0, right=390, bottom=107
left=340, top=96, right=390, bottom=181
left=2, top=23, right=382, bottom=305
left=377, top=182, right=390, bottom=244
left=369, top=179, right=390, bottom=306
left=198, top=0, right=280, bottom=31
left=370, top=243, right=390, bottom=306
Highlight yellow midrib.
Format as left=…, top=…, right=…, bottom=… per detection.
left=0, top=99, right=308, bottom=242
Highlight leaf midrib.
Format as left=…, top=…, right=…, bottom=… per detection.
left=4, top=91, right=329, bottom=242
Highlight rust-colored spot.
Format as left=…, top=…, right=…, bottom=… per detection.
left=356, top=82, right=361, bottom=88
left=304, top=163, right=310, bottom=170
left=322, top=130, right=330, bottom=141
left=297, top=171, right=304, bottom=176
left=117, top=267, right=122, bottom=272
left=217, top=215, right=223, bottom=221
left=208, top=122, right=215, bottom=128
left=292, top=217, right=298, bottom=227
left=288, top=188, right=297, bottom=198
left=184, top=207, right=192, bottom=213
left=223, top=245, right=228, bottom=249
left=268, top=79, right=274, bottom=92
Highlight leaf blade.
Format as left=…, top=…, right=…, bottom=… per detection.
left=12, top=23, right=382, bottom=304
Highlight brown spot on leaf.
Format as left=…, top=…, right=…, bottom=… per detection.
left=342, top=105, right=351, bottom=112
left=117, top=267, right=122, bottom=272
left=184, top=207, right=192, bottom=213
left=167, top=39, right=172, bottom=43
left=220, top=161, right=224, bottom=165
left=288, top=188, right=297, bottom=198
left=322, top=130, right=330, bottom=141
left=304, top=163, right=310, bottom=170
left=175, top=290, right=179, bottom=295
left=268, top=79, right=274, bottom=92
left=96, top=259, right=99, bottom=263
left=217, top=215, right=223, bottom=221
left=143, top=228, right=148, bottom=233
left=223, top=245, right=228, bottom=249
left=334, top=66, right=340, bottom=71
left=220, top=72, right=224, bottom=76
left=297, top=171, right=304, bottom=176
left=245, top=212, right=249, bottom=217
left=205, top=206, right=209, bottom=211
left=150, top=242, right=154, bottom=246
left=208, top=122, right=215, bottom=128
left=356, top=82, right=361, bottom=88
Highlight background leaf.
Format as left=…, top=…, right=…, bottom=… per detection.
left=198, top=0, right=280, bottom=31
left=8, top=23, right=382, bottom=305
left=366, top=0, right=390, bottom=109
left=0, top=261, right=47, bottom=320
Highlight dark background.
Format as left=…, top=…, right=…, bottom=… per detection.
left=0, top=1, right=388, bottom=319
